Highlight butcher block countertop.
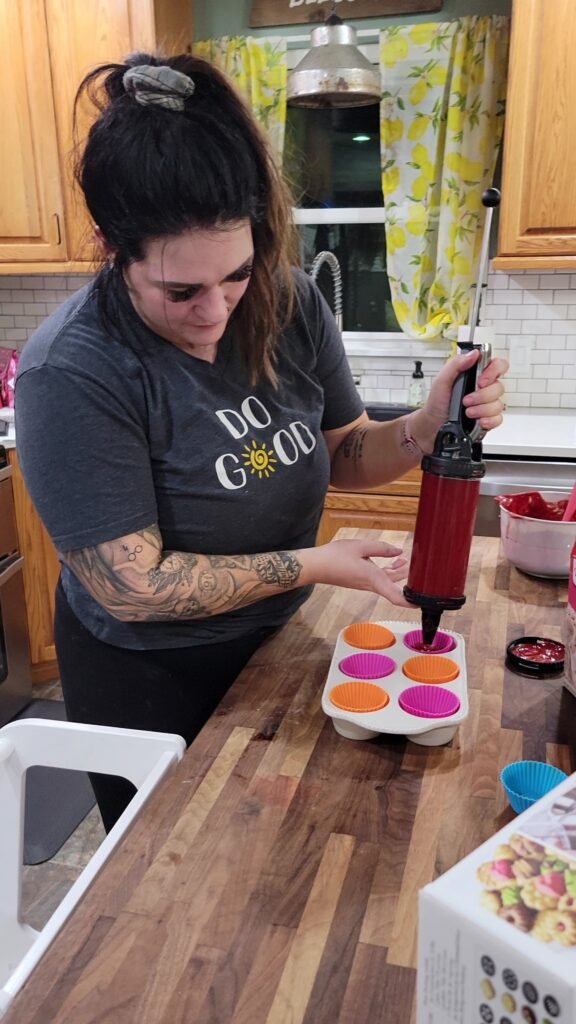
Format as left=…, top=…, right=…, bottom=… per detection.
left=6, top=531, right=575, bottom=1024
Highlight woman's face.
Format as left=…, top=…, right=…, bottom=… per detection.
left=123, top=221, right=254, bottom=360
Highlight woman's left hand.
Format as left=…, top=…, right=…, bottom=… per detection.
left=412, top=349, right=508, bottom=452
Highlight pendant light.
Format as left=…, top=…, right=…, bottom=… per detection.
left=287, top=5, right=382, bottom=109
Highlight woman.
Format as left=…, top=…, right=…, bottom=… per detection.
left=15, top=54, right=507, bottom=830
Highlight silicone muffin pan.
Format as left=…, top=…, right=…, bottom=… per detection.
left=321, top=619, right=468, bottom=746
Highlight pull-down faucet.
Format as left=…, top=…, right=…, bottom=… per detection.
left=309, top=251, right=343, bottom=332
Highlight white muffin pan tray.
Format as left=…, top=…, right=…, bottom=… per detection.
left=321, top=619, right=469, bottom=747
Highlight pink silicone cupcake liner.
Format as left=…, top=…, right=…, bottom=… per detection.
left=338, top=652, right=396, bottom=680
left=399, top=685, right=461, bottom=719
left=403, top=629, right=456, bottom=654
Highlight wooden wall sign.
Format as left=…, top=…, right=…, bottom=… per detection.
left=249, top=0, right=443, bottom=29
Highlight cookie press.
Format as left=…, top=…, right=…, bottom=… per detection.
left=404, top=188, right=501, bottom=645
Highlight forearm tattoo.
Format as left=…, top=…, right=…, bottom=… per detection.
left=341, top=426, right=368, bottom=467
left=62, top=525, right=303, bottom=622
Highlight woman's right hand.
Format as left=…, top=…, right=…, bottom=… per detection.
left=302, top=539, right=412, bottom=607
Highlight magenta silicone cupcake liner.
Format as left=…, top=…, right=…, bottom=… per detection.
left=403, top=629, right=456, bottom=654
left=338, top=652, right=396, bottom=680
left=399, top=684, right=461, bottom=719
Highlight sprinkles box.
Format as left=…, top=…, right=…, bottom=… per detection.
left=418, top=772, right=576, bottom=1023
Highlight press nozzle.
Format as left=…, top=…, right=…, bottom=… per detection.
left=421, top=608, right=442, bottom=647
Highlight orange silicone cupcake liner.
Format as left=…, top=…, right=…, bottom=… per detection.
left=402, top=654, right=460, bottom=685
left=342, top=622, right=395, bottom=650
left=329, top=681, right=390, bottom=713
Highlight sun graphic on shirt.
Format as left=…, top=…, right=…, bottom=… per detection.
left=242, top=439, right=277, bottom=479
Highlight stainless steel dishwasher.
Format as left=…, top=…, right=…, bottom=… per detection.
left=0, top=446, right=32, bottom=724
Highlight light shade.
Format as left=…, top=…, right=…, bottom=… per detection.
left=287, top=19, right=382, bottom=108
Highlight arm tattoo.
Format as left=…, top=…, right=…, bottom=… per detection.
left=62, top=524, right=303, bottom=623
left=341, top=426, right=368, bottom=467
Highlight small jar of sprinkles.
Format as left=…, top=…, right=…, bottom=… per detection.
left=506, top=636, right=565, bottom=679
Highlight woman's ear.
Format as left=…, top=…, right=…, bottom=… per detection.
left=93, top=225, right=115, bottom=261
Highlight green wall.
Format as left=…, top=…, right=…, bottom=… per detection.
left=195, top=0, right=511, bottom=40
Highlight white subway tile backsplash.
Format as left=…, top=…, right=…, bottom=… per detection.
left=537, top=394, right=566, bottom=408
left=538, top=304, right=568, bottom=319
left=535, top=335, right=567, bottom=348
left=521, top=319, right=547, bottom=334
left=487, top=273, right=507, bottom=289
left=4, top=329, right=29, bottom=342
left=553, top=321, right=576, bottom=334
left=538, top=364, right=563, bottom=377
left=482, top=304, right=508, bottom=319
left=0, top=269, right=575, bottom=414
left=530, top=350, right=551, bottom=364
left=505, top=393, right=530, bottom=406
left=23, top=303, right=47, bottom=315
left=550, top=349, right=576, bottom=364
left=493, top=289, right=524, bottom=304
left=508, top=274, right=539, bottom=290
left=545, top=274, right=571, bottom=289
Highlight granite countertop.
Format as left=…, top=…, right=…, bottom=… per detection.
left=3, top=530, right=573, bottom=1024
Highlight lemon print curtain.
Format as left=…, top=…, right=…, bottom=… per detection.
left=193, top=36, right=287, bottom=165
left=380, top=17, right=510, bottom=339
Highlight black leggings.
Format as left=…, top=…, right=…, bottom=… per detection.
left=54, top=581, right=277, bottom=832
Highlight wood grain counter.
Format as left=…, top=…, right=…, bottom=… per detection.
left=5, top=531, right=574, bottom=1024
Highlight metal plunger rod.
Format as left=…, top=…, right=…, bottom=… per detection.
left=467, top=187, right=501, bottom=345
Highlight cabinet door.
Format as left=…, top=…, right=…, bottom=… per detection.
left=317, top=490, right=419, bottom=545
left=317, top=507, right=418, bottom=545
left=46, top=0, right=194, bottom=263
left=8, top=451, right=60, bottom=682
left=498, top=0, right=576, bottom=264
left=0, top=0, right=67, bottom=261
left=45, top=0, right=145, bottom=264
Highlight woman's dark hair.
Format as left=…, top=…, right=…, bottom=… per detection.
left=74, top=52, right=297, bottom=384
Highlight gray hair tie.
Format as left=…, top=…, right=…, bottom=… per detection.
left=123, top=65, right=195, bottom=111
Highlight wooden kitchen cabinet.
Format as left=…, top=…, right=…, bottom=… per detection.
left=8, top=451, right=60, bottom=683
left=495, top=0, right=576, bottom=269
left=0, top=0, right=67, bottom=263
left=0, top=0, right=193, bottom=272
left=317, top=466, right=422, bottom=544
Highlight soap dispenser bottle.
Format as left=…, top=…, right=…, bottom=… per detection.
left=408, top=360, right=425, bottom=408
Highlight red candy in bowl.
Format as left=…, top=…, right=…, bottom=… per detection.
left=496, top=491, right=573, bottom=521
left=495, top=490, right=576, bottom=578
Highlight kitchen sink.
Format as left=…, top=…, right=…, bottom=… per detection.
left=365, top=403, right=415, bottom=421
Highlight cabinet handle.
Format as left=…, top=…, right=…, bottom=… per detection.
left=53, top=213, right=62, bottom=246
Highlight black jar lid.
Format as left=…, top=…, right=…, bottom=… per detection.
left=506, top=636, right=565, bottom=678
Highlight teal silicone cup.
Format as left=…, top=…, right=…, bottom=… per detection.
left=338, top=652, right=396, bottom=680
left=500, top=760, right=568, bottom=814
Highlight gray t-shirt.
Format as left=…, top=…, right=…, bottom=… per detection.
left=15, top=269, right=364, bottom=648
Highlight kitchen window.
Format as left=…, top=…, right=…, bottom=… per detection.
left=284, top=50, right=401, bottom=336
